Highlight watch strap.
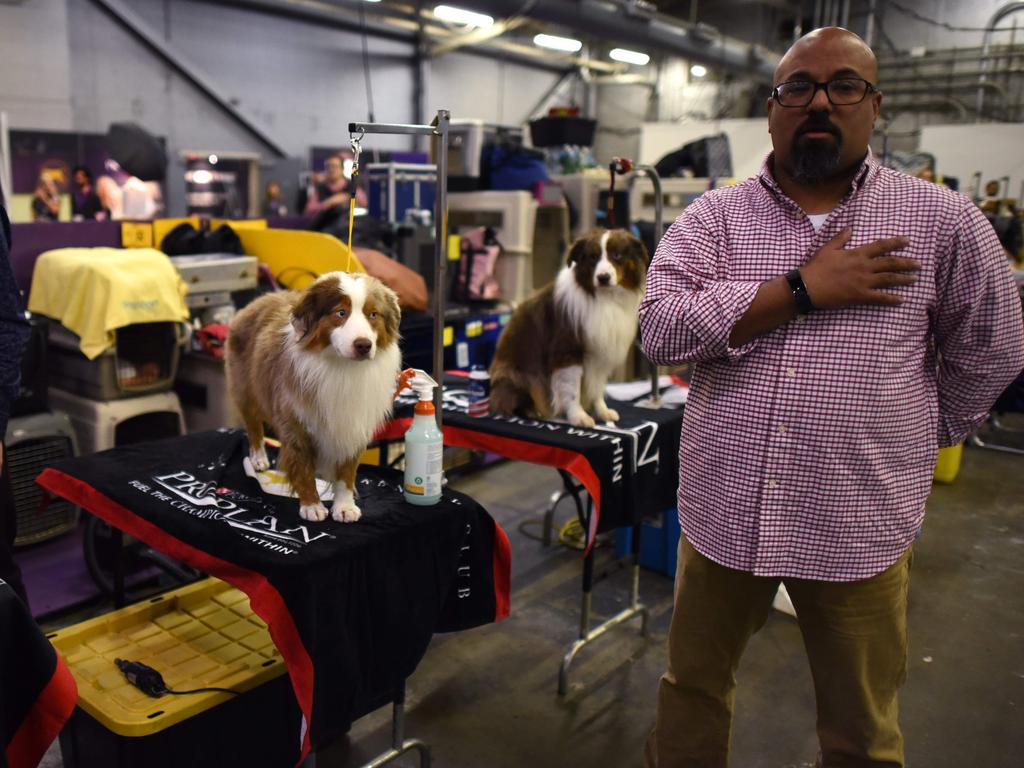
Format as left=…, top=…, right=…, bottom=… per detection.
left=784, top=269, right=815, bottom=315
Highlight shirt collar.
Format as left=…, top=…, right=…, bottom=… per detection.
left=758, top=146, right=879, bottom=206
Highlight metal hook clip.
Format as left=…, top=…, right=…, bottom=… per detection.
left=349, top=127, right=365, bottom=176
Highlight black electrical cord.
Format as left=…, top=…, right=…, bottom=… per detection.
left=115, top=659, right=240, bottom=699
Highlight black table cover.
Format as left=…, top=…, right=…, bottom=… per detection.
left=37, top=429, right=510, bottom=764
left=1, top=581, right=77, bottom=768
left=382, top=379, right=683, bottom=551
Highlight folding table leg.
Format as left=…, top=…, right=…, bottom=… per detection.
left=113, top=528, right=125, bottom=609
left=557, top=508, right=649, bottom=695
left=360, top=681, right=432, bottom=768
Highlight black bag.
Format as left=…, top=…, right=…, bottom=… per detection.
left=161, top=223, right=243, bottom=256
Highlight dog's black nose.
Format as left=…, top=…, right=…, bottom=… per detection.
left=597, top=273, right=611, bottom=286
left=353, top=338, right=372, bottom=358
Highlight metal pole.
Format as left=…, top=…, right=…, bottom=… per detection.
left=864, top=0, right=877, bottom=46
left=348, top=114, right=450, bottom=431
left=630, top=165, right=663, bottom=407
left=432, top=110, right=449, bottom=431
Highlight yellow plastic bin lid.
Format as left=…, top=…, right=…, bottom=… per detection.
left=47, top=578, right=286, bottom=737
left=934, top=443, right=964, bottom=484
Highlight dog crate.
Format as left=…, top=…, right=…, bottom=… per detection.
left=50, top=578, right=301, bottom=768
left=5, top=411, right=80, bottom=547
left=48, top=322, right=187, bottom=401
left=173, top=353, right=240, bottom=433
left=11, top=314, right=50, bottom=417
left=48, top=388, right=186, bottom=455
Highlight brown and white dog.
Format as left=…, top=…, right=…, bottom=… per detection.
left=225, top=271, right=402, bottom=523
left=489, top=229, right=647, bottom=428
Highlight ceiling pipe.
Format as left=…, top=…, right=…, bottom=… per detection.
left=452, top=0, right=780, bottom=81
left=977, top=2, right=1024, bottom=118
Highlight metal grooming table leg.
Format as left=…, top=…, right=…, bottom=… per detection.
left=359, top=682, right=432, bottom=768
left=558, top=505, right=649, bottom=695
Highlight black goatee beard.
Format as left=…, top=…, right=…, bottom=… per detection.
left=788, top=118, right=844, bottom=184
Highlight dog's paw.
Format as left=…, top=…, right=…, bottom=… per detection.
left=250, top=446, right=270, bottom=472
left=299, top=502, right=329, bottom=522
left=331, top=501, right=362, bottom=523
left=595, top=406, right=620, bottom=423
left=568, top=409, right=596, bottom=428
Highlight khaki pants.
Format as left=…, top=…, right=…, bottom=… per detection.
left=645, top=537, right=913, bottom=768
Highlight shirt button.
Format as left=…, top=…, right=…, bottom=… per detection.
left=767, top=479, right=779, bottom=489
left=796, top=315, right=807, bottom=324
left=776, top=424, right=788, bottom=434
left=785, top=368, right=797, bottom=378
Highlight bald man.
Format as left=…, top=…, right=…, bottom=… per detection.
left=640, top=28, right=1024, bottom=767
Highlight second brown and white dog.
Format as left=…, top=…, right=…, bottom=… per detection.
left=225, top=271, right=402, bottom=523
left=489, top=229, right=647, bottom=428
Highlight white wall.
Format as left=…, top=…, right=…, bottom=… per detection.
left=919, top=123, right=1024, bottom=199
left=427, top=52, right=563, bottom=129
left=2, top=0, right=567, bottom=163
left=639, top=118, right=772, bottom=182
left=878, top=0, right=1016, bottom=52
left=0, top=0, right=74, bottom=129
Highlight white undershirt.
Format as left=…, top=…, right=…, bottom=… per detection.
left=807, top=212, right=831, bottom=232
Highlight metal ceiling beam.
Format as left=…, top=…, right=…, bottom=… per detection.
left=458, top=0, right=781, bottom=80
left=430, top=17, right=528, bottom=56
left=90, top=0, right=288, bottom=157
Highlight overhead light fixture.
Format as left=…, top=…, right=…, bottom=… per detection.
left=433, top=4, right=494, bottom=28
left=690, top=64, right=707, bottom=78
left=533, top=33, right=583, bottom=53
left=609, top=48, right=650, bottom=65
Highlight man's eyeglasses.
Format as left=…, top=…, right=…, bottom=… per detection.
left=771, top=78, right=877, bottom=108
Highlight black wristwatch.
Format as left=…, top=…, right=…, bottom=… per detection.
left=784, top=269, right=815, bottom=315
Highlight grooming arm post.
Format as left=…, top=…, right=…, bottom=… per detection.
left=348, top=111, right=450, bottom=431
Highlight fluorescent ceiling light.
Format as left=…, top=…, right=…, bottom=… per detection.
left=433, top=5, right=494, bottom=27
left=533, top=33, right=583, bottom=53
left=690, top=64, right=707, bottom=78
left=609, top=48, right=650, bottom=65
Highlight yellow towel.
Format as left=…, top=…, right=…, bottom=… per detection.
left=29, top=247, right=190, bottom=359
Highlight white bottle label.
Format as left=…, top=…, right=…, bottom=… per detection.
left=405, top=441, right=443, bottom=497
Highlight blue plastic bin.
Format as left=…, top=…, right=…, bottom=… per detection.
left=615, top=507, right=680, bottom=577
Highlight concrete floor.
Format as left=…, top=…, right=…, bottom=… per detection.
left=321, top=420, right=1024, bottom=768
left=37, top=419, right=1024, bottom=768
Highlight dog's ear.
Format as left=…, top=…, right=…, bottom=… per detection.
left=631, top=234, right=650, bottom=267
left=566, top=236, right=588, bottom=267
left=290, top=278, right=338, bottom=339
left=379, top=283, right=402, bottom=341
left=290, top=291, right=318, bottom=339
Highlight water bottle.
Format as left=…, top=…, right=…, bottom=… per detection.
left=467, top=365, right=490, bottom=417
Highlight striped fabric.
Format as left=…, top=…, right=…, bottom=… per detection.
left=640, top=151, right=1024, bottom=581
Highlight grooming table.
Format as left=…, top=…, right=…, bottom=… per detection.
left=36, top=429, right=511, bottom=767
left=380, top=376, right=683, bottom=694
left=1, top=580, right=78, bottom=768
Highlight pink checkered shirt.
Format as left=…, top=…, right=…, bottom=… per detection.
left=640, top=151, right=1024, bottom=581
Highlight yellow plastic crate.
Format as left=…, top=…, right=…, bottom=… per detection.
left=934, top=443, right=964, bottom=484
left=47, top=578, right=286, bottom=737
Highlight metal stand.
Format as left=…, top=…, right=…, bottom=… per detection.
left=545, top=472, right=649, bottom=695
left=969, top=414, right=1024, bottom=455
left=627, top=164, right=665, bottom=410
left=360, top=683, right=432, bottom=768
left=341, top=115, right=448, bottom=764
left=348, top=113, right=449, bottom=430
left=301, top=683, right=430, bottom=768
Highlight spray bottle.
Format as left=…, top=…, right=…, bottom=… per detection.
left=402, top=370, right=443, bottom=505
